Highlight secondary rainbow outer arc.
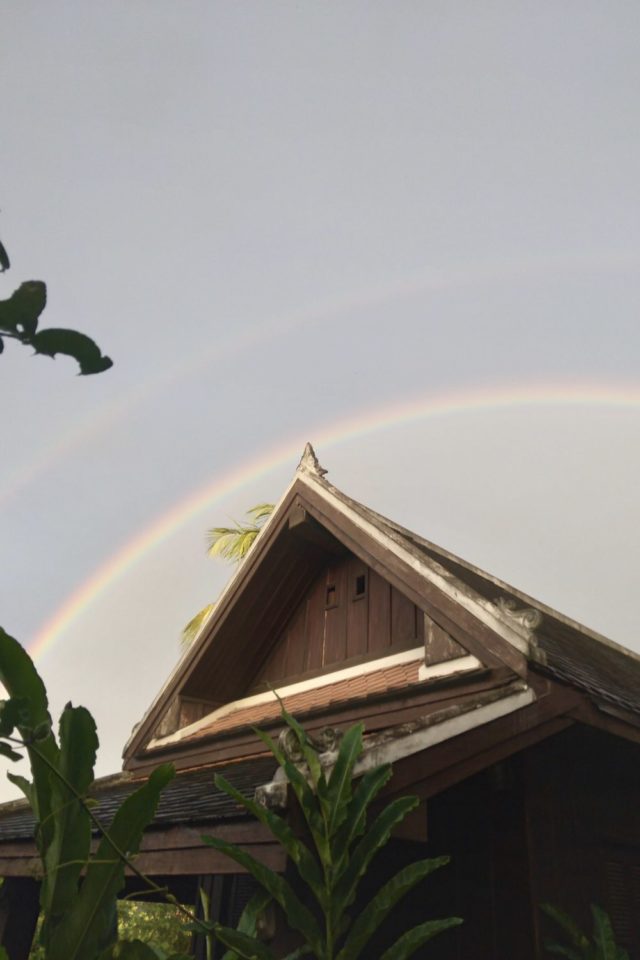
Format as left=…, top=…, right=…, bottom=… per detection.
left=5, top=244, right=640, bottom=513
left=28, top=381, right=640, bottom=660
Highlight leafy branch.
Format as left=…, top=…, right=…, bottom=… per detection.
left=181, top=503, right=275, bottom=649
left=0, top=226, right=112, bottom=375
left=207, top=503, right=275, bottom=563
left=200, top=703, right=462, bottom=960
left=541, top=903, right=630, bottom=960
left=6, top=729, right=201, bottom=932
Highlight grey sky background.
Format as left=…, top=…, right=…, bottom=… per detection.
left=1, top=2, right=640, bottom=796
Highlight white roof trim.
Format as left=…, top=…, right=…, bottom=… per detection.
left=148, top=647, right=483, bottom=750
left=419, top=654, right=481, bottom=681
left=355, top=685, right=534, bottom=773
left=260, top=683, right=535, bottom=803
left=299, top=471, right=534, bottom=656
left=123, top=473, right=301, bottom=757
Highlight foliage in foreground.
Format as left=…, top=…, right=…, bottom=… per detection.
left=203, top=705, right=462, bottom=960
left=117, top=901, right=192, bottom=954
left=542, top=903, right=629, bottom=960
left=29, top=903, right=191, bottom=960
left=0, top=626, right=184, bottom=960
left=0, top=625, right=458, bottom=960
left=206, top=503, right=275, bottom=563
left=0, top=227, right=112, bottom=374
left=181, top=503, right=275, bottom=648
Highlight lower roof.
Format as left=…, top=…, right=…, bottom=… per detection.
left=0, top=755, right=277, bottom=843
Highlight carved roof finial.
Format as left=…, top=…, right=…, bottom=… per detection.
left=297, top=442, right=328, bottom=477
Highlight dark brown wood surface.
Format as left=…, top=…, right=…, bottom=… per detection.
left=0, top=821, right=285, bottom=879
left=251, top=554, right=424, bottom=690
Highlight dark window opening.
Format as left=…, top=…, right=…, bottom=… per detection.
left=354, top=574, right=367, bottom=597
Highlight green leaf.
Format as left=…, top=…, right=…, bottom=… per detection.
left=0, top=741, right=22, bottom=762
left=0, top=627, right=59, bottom=853
left=245, top=503, right=275, bottom=522
left=180, top=602, right=215, bottom=650
left=0, top=238, right=10, bottom=272
left=201, top=835, right=322, bottom=955
left=379, top=917, right=463, bottom=960
left=0, top=280, right=46, bottom=336
left=332, top=764, right=392, bottom=867
left=29, top=327, right=113, bottom=375
left=41, top=705, right=98, bottom=939
left=214, top=775, right=323, bottom=900
left=0, top=697, right=30, bottom=737
left=214, top=925, right=276, bottom=960
left=206, top=504, right=274, bottom=563
left=47, top=762, right=175, bottom=960
left=253, top=727, right=328, bottom=861
left=6, top=771, right=34, bottom=806
left=336, top=857, right=451, bottom=960
left=334, top=796, right=419, bottom=911
left=277, top=705, right=324, bottom=790
left=591, top=905, right=625, bottom=960
left=221, top=889, right=273, bottom=960
left=541, top=904, right=590, bottom=951
left=326, top=723, right=363, bottom=834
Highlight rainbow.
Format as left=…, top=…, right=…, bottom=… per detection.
left=5, top=244, right=639, bottom=511
left=29, top=380, right=640, bottom=660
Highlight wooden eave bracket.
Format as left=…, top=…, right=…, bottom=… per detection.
left=253, top=679, right=535, bottom=811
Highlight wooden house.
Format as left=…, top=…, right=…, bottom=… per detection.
left=2, top=444, right=640, bottom=958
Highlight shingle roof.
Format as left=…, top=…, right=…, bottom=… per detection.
left=332, top=481, right=640, bottom=718
left=0, top=755, right=277, bottom=842
left=175, top=658, right=424, bottom=743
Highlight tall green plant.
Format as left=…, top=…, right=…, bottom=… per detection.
left=541, top=903, right=629, bottom=960
left=201, top=707, right=462, bottom=960
left=0, top=627, right=179, bottom=959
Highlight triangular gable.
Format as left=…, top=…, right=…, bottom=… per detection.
left=247, top=553, right=460, bottom=692
left=123, top=445, right=541, bottom=768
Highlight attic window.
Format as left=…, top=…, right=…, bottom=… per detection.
left=354, top=574, right=367, bottom=598
left=325, top=584, right=337, bottom=608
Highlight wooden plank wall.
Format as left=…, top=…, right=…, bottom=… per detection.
left=525, top=726, right=640, bottom=956
left=251, top=555, right=424, bottom=688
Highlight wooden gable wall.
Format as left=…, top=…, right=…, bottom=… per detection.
left=250, top=553, right=426, bottom=690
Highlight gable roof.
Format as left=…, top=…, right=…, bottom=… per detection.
left=123, top=444, right=640, bottom=769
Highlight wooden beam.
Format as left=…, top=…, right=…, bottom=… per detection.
left=132, top=843, right=285, bottom=876
left=568, top=698, right=640, bottom=746
left=383, top=688, right=582, bottom=801
left=0, top=822, right=286, bottom=879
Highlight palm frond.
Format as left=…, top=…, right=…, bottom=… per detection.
left=246, top=503, right=276, bottom=522
left=206, top=504, right=275, bottom=562
left=181, top=602, right=216, bottom=650
left=181, top=503, right=276, bottom=650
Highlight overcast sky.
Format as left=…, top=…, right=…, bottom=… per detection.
left=1, top=2, right=640, bottom=797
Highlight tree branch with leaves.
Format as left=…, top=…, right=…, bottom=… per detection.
left=0, top=225, right=112, bottom=375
